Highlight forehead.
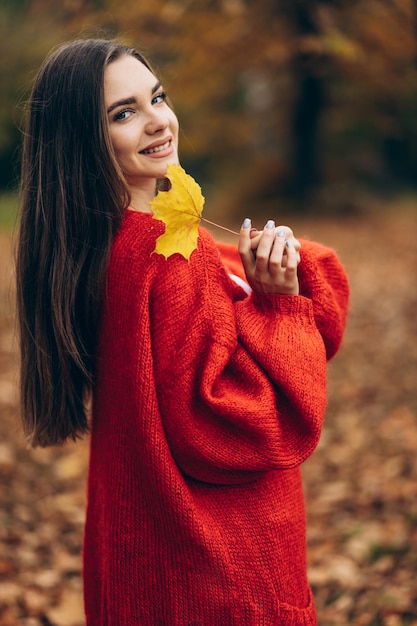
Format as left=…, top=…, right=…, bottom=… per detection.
left=104, top=55, right=157, bottom=105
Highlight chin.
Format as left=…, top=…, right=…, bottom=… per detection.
left=167, top=150, right=179, bottom=165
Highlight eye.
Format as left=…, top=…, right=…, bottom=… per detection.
left=152, top=91, right=167, bottom=105
left=113, top=109, right=134, bottom=122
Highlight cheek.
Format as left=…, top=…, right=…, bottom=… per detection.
left=108, top=133, right=123, bottom=161
left=169, top=111, right=179, bottom=139
left=109, top=128, right=136, bottom=161
left=110, top=142, right=138, bottom=179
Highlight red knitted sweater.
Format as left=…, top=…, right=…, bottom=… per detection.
left=84, top=210, right=349, bottom=625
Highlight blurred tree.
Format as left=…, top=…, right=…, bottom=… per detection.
left=324, top=0, right=417, bottom=192
left=0, top=1, right=67, bottom=188
left=282, top=0, right=329, bottom=199
left=74, top=0, right=416, bottom=209
left=1, top=0, right=416, bottom=213
left=0, top=0, right=110, bottom=190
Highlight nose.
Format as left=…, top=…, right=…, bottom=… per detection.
left=144, top=108, right=169, bottom=135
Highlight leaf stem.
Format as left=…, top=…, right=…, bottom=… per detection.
left=201, top=217, right=239, bottom=236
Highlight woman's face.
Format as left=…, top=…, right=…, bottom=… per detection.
left=104, top=55, right=179, bottom=192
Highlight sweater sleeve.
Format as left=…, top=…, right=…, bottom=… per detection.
left=216, top=238, right=350, bottom=360
left=297, top=239, right=350, bottom=359
left=146, top=228, right=347, bottom=485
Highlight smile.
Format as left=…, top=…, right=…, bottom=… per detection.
left=140, top=140, right=171, bottom=155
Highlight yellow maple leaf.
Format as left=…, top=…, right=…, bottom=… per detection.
left=150, top=164, right=205, bottom=260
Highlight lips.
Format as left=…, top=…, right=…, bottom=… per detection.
left=140, top=139, right=171, bottom=155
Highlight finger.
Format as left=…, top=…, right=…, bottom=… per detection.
left=282, top=238, right=301, bottom=265
left=250, top=228, right=262, bottom=251
left=255, top=220, right=276, bottom=272
left=292, top=237, right=301, bottom=255
left=275, top=227, right=300, bottom=253
left=250, top=231, right=263, bottom=251
left=282, top=242, right=300, bottom=294
left=269, top=230, right=286, bottom=275
left=284, top=240, right=299, bottom=271
left=238, top=217, right=255, bottom=271
left=286, top=239, right=301, bottom=265
left=275, top=225, right=293, bottom=241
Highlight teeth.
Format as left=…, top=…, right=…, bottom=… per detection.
left=142, top=140, right=170, bottom=154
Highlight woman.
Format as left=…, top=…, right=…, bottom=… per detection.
left=17, top=38, right=349, bottom=625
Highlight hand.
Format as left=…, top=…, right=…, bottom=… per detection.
left=238, top=219, right=300, bottom=295
left=249, top=224, right=301, bottom=266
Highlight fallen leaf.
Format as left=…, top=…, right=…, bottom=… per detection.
left=150, top=163, right=204, bottom=260
left=46, top=589, right=85, bottom=626
left=54, top=450, right=87, bottom=481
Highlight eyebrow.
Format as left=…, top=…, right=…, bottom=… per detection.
left=107, top=81, right=162, bottom=115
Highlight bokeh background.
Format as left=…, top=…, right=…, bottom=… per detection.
left=0, top=1, right=416, bottom=625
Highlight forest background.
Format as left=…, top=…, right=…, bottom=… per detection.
left=1, top=0, right=417, bottom=212
left=0, top=1, right=417, bottom=625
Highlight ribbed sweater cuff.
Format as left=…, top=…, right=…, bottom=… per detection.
left=249, top=292, right=315, bottom=321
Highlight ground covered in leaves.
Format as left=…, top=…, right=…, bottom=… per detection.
left=0, top=199, right=416, bottom=625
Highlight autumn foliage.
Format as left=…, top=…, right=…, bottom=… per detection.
left=0, top=0, right=416, bottom=212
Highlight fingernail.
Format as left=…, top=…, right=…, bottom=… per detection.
left=277, top=229, right=285, bottom=238
left=242, top=218, right=251, bottom=229
left=286, top=241, right=294, bottom=248
left=265, top=220, right=275, bottom=229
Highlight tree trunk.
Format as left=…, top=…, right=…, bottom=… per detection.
left=286, top=0, right=328, bottom=203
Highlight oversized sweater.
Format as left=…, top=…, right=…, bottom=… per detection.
left=84, top=210, right=349, bottom=626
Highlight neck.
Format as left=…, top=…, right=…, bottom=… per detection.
left=128, top=181, right=157, bottom=214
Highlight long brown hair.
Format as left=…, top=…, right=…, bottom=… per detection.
left=16, top=39, right=154, bottom=447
